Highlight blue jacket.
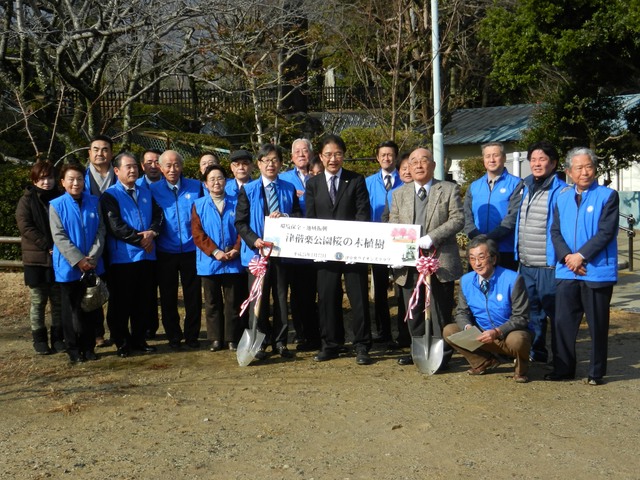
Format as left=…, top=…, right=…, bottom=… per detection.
left=465, top=170, right=521, bottom=252
left=551, top=183, right=618, bottom=283
left=365, top=170, right=401, bottom=222
left=102, top=182, right=157, bottom=264
left=151, top=177, right=203, bottom=254
left=84, top=167, right=116, bottom=197
left=460, top=266, right=524, bottom=332
left=50, top=192, right=105, bottom=281
left=235, top=178, right=298, bottom=266
left=192, top=195, right=243, bottom=276
left=514, top=173, right=566, bottom=265
left=225, top=178, right=254, bottom=199
left=279, top=168, right=308, bottom=215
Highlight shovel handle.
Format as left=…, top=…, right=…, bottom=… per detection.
left=260, top=241, right=274, bottom=259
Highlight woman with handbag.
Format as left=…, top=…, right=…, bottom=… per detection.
left=49, top=163, right=106, bottom=363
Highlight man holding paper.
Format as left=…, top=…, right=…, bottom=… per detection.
left=444, top=236, right=531, bottom=383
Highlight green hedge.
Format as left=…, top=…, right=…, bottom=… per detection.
left=0, top=163, right=31, bottom=260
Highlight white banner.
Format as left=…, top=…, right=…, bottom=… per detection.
left=263, top=217, right=420, bottom=266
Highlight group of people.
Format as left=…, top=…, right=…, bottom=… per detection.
left=16, top=134, right=618, bottom=384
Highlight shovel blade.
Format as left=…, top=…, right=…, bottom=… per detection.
left=410, top=335, right=444, bottom=375
left=236, top=328, right=267, bottom=367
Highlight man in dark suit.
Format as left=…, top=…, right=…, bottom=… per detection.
left=305, top=134, right=373, bottom=365
left=235, top=143, right=301, bottom=360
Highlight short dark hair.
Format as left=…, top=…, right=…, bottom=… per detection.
left=30, top=161, right=56, bottom=183
left=257, top=143, right=282, bottom=163
left=396, top=152, right=410, bottom=170
left=142, top=148, right=162, bottom=158
left=319, top=134, right=347, bottom=155
left=376, top=140, right=399, bottom=157
left=467, top=235, right=499, bottom=260
left=90, top=134, right=113, bottom=149
left=527, top=141, right=559, bottom=165
left=113, top=151, right=137, bottom=169
left=59, top=162, right=85, bottom=180
left=203, top=164, right=227, bottom=181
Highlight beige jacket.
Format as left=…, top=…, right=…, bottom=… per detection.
left=389, top=180, right=464, bottom=285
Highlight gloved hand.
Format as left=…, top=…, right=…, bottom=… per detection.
left=314, top=258, right=327, bottom=263
left=345, top=260, right=356, bottom=265
left=388, top=264, right=405, bottom=270
left=417, top=234, right=433, bottom=249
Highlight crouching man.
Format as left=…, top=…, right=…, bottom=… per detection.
left=443, top=235, right=532, bottom=383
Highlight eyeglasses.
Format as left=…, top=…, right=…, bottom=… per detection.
left=207, top=177, right=226, bottom=184
left=409, top=159, right=432, bottom=167
left=259, top=158, right=280, bottom=165
left=468, top=254, right=491, bottom=264
left=321, top=152, right=344, bottom=160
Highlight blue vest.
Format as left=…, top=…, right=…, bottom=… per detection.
left=151, top=177, right=202, bottom=254
left=460, top=266, right=521, bottom=332
left=279, top=168, right=308, bottom=215
left=50, top=192, right=105, bottom=282
left=104, top=182, right=156, bottom=264
left=554, top=184, right=618, bottom=282
left=193, top=195, right=243, bottom=276
left=365, top=170, right=401, bottom=222
left=239, top=178, right=296, bottom=266
left=468, top=170, right=521, bottom=252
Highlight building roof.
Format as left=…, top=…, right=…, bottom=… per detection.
left=443, top=103, right=537, bottom=146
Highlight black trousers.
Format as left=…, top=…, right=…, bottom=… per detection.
left=59, top=281, right=100, bottom=353
left=553, top=280, right=613, bottom=379
left=286, top=261, right=320, bottom=344
left=106, top=260, right=155, bottom=347
left=157, top=251, right=202, bottom=343
left=400, top=271, right=455, bottom=366
left=202, top=273, right=245, bottom=344
left=371, top=264, right=391, bottom=339
left=316, top=262, right=372, bottom=353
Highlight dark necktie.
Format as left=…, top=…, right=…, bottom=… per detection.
left=575, top=192, right=582, bottom=207
left=480, top=279, right=489, bottom=296
left=417, top=186, right=426, bottom=201
left=267, top=182, right=279, bottom=213
left=329, top=176, right=337, bottom=205
left=126, top=188, right=135, bottom=199
left=384, top=174, right=392, bottom=191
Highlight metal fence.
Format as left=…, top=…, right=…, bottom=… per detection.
left=62, top=86, right=384, bottom=119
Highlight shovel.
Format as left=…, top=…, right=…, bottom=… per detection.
left=236, top=243, right=273, bottom=367
left=410, top=274, right=444, bottom=375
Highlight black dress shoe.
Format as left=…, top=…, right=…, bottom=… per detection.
left=355, top=350, right=373, bottom=365
left=337, top=345, right=350, bottom=354
left=68, top=351, right=85, bottom=364
left=132, top=342, right=156, bottom=353
left=276, top=345, right=293, bottom=358
left=314, top=351, right=339, bottom=362
left=186, top=339, right=200, bottom=349
left=544, top=372, right=575, bottom=381
left=84, top=350, right=98, bottom=361
left=397, top=355, right=414, bottom=366
left=169, top=340, right=182, bottom=350
left=254, top=348, right=268, bottom=361
left=210, top=340, right=222, bottom=352
left=117, top=346, right=130, bottom=358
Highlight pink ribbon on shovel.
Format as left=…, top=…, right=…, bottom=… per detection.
left=239, top=243, right=273, bottom=316
left=404, top=250, right=440, bottom=322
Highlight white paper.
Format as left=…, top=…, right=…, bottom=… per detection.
left=447, top=326, right=484, bottom=351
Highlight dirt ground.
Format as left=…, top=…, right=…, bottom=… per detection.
left=0, top=271, right=639, bottom=480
